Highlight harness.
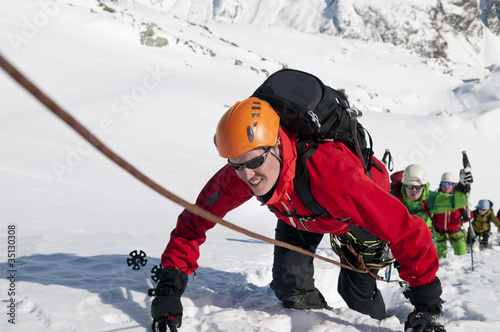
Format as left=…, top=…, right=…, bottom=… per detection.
left=435, top=229, right=466, bottom=243
left=267, top=138, right=392, bottom=274
left=330, top=225, right=394, bottom=270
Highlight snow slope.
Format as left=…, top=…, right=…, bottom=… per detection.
left=1, top=1, right=500, bottom=331
left=121, top=0, right=500, bottom=67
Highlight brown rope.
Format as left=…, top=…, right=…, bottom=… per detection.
left=0, top=52, right=370, bottom=274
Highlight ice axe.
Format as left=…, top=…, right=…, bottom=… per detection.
left=462, top=151, right=474, bottom=271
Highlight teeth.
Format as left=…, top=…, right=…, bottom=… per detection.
left=250, top=179, right=262, bottom=185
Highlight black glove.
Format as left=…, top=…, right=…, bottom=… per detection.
left=403, top=277, right=446, bottom=332
left=151, top=268, right=188, bottom=331
left=455, top=182, right=470, bottom=194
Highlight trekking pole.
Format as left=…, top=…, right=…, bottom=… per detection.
left=126, top=250, right=156, bottom=296
left=462, top=151, right=474, bottom=271
left=126, top=250, right=178, bottom=332
left=381, top=149, right=394, bottom=172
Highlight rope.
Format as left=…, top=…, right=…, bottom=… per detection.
left=0, top=52, right=371, bottom=275
left=330, top=234, right=402, bottom=283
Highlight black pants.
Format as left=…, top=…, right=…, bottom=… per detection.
left=468, top=230, right=490, bottom=249
left=270, top=219, right=387, bottom=320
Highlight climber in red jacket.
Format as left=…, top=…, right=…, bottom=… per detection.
left=151, top=97, right=445, bottom=332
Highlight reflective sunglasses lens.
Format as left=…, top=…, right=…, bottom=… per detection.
left=229, top=164, right=243, bottom=171
left=228, top=148, right=270, bottom=171
left=244, top=155, right=266, bottom=169
left=441, top=182, right=453, bottom=186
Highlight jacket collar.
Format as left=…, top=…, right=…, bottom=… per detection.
left=262, top=127, right=297, bottom=206
left=475, top=210, right=491, bottom=220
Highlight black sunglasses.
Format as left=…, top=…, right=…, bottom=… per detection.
left=405, top=184, right=424, bottom=190
left=227, top=147, right=272, bottom=172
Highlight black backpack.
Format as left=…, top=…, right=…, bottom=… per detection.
left=251, top=68, right=380, bottom=220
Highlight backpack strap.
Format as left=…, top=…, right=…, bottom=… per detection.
left=371, top=158, right=383, bottom=173
left=365, top=129, right=375, bottom=174
left=347, top=108, right=372, bottom=178
left=280, top=129, right=378, bottom=223
left=394, top=183, right=404, bottom=203
left=290, top=130, right=378, bottom=221
left=348, top=108, right=373, bottom=178
left=420, top=198, right=432, bottom=217
left=294, top=137, right=329, bottom=217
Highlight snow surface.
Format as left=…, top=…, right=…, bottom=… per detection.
left=1, top=1, right=500, bottom=331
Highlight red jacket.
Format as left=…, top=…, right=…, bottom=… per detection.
left=432, top=194, right=469, bottom=234
left=162, top=128, right=439, bottom=287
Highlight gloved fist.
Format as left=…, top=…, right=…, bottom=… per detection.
left=459, top=167, right=473, bottom=185
left=456, top=167, right=472, bottom=194
left=404, top=277, right=446, bottom=332
left=151, top=268, right=188, bottom=331
left=405, top=305, right=445, bottom=332
left=456, top=182, right=470, bottom=194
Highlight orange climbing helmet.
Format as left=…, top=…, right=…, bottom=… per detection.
left=215, top=97, right=280, bottom=159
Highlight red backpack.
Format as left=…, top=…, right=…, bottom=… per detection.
left=390, top=170, right=404, bottom=201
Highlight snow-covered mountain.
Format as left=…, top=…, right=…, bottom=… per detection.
left=106, top=0, right=500, bottom=66
left=1, top=1, right=500, bottom=331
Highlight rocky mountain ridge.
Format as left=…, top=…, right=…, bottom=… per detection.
left=105, top=0, right=500, bottom=67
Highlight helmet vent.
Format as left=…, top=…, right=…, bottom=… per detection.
left=247, top=126, right=254, bottom=143
left=251, top=100, right=261, bottom=107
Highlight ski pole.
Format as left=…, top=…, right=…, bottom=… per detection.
left=126, top=251, right=178, bottom=332
left=462, top=151, right=474, bottom=271
left=127, top=250, right=156, bottom=296
left=381, top=149, right=394, bottom=172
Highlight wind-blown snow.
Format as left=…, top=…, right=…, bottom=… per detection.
left=1, top=1, right=500, bottom=331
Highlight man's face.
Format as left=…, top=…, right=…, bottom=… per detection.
left=440, top=182, right=455, bottom=194
left=478, top=208, right=488, bottom=216
left=404, top=184, right=425, bottom=202
left=228, top=146, right=281, bottom=196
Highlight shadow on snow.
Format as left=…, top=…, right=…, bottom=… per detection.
left=1, top=253, right=399, bottom=331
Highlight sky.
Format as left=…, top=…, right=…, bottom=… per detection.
left=1, top=1, right=500, bottom=331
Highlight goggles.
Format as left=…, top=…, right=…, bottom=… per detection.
left=441, top=181, right=454, bottom=186
left=228, top=147, right=274, bottom=172
left=405, top=184, right=424, bottom=190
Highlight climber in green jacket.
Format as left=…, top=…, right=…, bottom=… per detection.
left=391, top=164, right=472, bottom=232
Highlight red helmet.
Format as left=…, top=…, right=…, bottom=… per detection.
left=215, top=97, right=280, bottom=158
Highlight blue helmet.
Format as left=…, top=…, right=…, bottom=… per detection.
left=478, top=199, right=490, bottom=210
